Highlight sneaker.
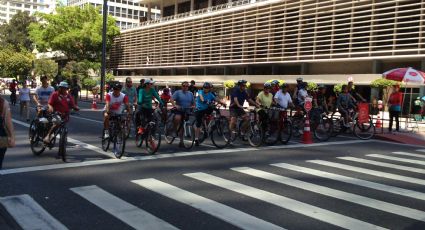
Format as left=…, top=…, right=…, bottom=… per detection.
left=104, top=130, right=109, bottom=138
left=138, top=127, right=145, bottom=135
left=194, top=139, right=200, bottom=146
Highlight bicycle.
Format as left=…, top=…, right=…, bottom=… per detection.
left=102, top=114, right=127, bottom=158
left=263, top=107, right=292, bottom=145
left=134, top=109, right=161, bottom=154
left=310, top=108, right=333, bottom=141
left=164, top=109, right=195, bottom=149
left=29, top=110, right=68, bottom=162
left=192, top=103, right=231, bottom=149
left=331, top=108, right=375, bottom=140
left=228, top=108, right=262, bottom=147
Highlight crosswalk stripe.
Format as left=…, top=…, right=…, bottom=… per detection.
left=70, top=185, right=177, bottom=230
left=0, top=194, right=67, bottom=230
left=367, top=154, right=425, bottom=167
left=232, top=167, right=425, bottom=222
left=338, top=157, right=425, bottom=174
left=417, top=149, right=425, bottom=153
left=185, top=172, right=387, bottom=230
left=132, top=178, right=285, bottom=230
left=391, top=151, right=425, bottom=159
left=308, top=160, right=425, bottom=186
left=272, top=163, right=425, bottom=201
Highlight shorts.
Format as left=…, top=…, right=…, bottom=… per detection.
left=172, top=108, right=192, bottom=116
left=229, top=107, right=246, bottom=117
left=195, top=107, right=213, bottom=128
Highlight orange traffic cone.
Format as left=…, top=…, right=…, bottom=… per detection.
left=302, top=116, right=313, bottom=144
left=91, top=98, right=97, bottom=110
left=375, top=113, right=381, bottom=128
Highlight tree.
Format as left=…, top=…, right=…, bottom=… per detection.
left=371, top=78, right=399, bottom=106
left=29, top=6, right=120, bottom=62
left=0, top=11, right=36, bottom=51
left=0, top=47, right=33, bottom=80
left=34, top=57, right=58, bottom=80
left=62, top=61, right=86, bottom=82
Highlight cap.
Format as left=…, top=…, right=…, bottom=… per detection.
left=145, top=79, right=155, bottom=84
left=58, top=81, right=69, bottom=88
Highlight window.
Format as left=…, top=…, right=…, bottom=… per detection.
left=25, top=4, right=30, bottom=8
left=128, top=9, right=132, bottom=16
left=122, top=0, right=127, bottom=5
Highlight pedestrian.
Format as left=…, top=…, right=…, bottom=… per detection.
left=0, top=96, right=16, bottom=169
left=9, top=79, right=18, bottom=106
left=188, top=80, right=197, bottom=95
left=70, top=78, right=81, bottom=106
left=19, top=81, right=31, bottom=121
left=387, top=84, right=403, bottom=133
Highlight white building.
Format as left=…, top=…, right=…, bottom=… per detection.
left=0, top=0, right=56, bottom=23
left=67, top=0, right=161, bottom=30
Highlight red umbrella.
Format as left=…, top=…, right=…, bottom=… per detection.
left=383, top=67, right=425, bottom=84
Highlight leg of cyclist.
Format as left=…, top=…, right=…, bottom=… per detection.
left=339, top=107, right=349, bottom=126
left=194, top=110, right=203, bottom=146
left=229, top=107, right=238, bottom=134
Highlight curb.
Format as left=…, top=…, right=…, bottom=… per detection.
left=374, top=134, right=425, bottom=146
left=0, top=203, right=20, bottom=230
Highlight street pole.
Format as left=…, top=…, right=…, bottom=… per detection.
left=100, top=0, right=108, bottom=102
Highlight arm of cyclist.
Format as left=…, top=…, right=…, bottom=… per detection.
left=152, top=89, right=164, bottom=107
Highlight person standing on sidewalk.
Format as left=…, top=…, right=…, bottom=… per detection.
left=388, top=84, right=403, bottom=133
left=70, top=78, right=81, bottom=106
left=122, top=77, right=137, bottom=113
left=19, top=81, right=31, bottom=121
left=0, top=97, right=16, bottom=169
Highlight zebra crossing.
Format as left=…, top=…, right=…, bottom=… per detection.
left=1, top=149, right=425, bottom=230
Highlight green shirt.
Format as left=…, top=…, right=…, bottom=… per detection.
left=138, top=88, right=162, bottom=109
left=257, top=91, right=273, bottom=108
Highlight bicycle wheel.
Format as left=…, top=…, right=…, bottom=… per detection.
left=28, top=119, right=36, bottom=141
left=247, top=121, right=263, bottom=147
left=123, top=118, right=131, bottom=139
left=191, top=120, right=207, bottom=144
left=58, top=127, right=67, bottom=162
left=264, top=121, right=279, bottom=145
left=313, top=117, right=332, bottom=141
left=30, top=126, right=45, bottom=156
left=291, top=116, right=304, bottom=138
left=181, top=121, right=195, bottom=149
left=113, top=130, right=126, bottom=158
left=101, top=128, right=110, bottom=151
left=146, top=127, right=161, bottom=154
left=210, top=117, right=230, bottom=149
left=280, top=120, right=293, bottom=144
left=164, top=120, right=176, bottom=144
left=354, top=117, right=375, bottom=140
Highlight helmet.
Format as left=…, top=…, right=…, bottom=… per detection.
left=271, top=80, right=279, bottom=86
left=300, top=82, right=307, bottom=88
left=145, top=79, right=155, bottom=85
left=280, top=83, right=288, bottom=89
left=203, top=82, right=212, bottom=88
left=58, top=81, right=69, bottom=88
left=296, top=77, right=303, bottom=82
left=264, top=82, right=272, bottom=88
left=112, top=83, right=122, bottom=90
left=318, top=84, right=325, bottom=89
left=237, top=80, right=247, bottom=85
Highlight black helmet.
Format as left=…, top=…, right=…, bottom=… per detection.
left=237, top=80, right=247, bottom=86
left=281, top=83, right=288, bottom=89
left=112, top=83, right=122, bottom=90
left=264, top=82, right=272, bottom=88
left=318, top=84, right=326, bottom=89
left=203, top=82, right=212, bottom=88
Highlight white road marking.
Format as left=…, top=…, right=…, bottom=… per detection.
left=232, top=167, right=425, bottom=222
left=0, top=194, right=67, bottom=230
left=12, top=118, right=114, bottom=158
left=71, top=185, right=177, bottom=230
left=272, top=163, right=425, bottom=201
left=338, top=157, right=425, bottom=174
left=185, top=172, right=387, bottom=230
left=132, top=179, right=284, bottom=230
left=391, top=151, right=425, bottom=159
left=367, top=154, right=425, bottom=167
left=417, top=149, right=425, bottom=153
left=308, top=160, right=425, bottom=186
left=0, top=139, right=374, bottom=175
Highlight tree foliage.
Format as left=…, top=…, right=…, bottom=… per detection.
left=34, top=57, right=58, bottom=79
left=29, top=6, right=120, bottom=62
left=307, top=82, right=318, bottom=91
left=0, top=11, right=37, bottom=51
left=0, top=47, right=34, bottom=80
left=370, top=78, right=398, bottom=89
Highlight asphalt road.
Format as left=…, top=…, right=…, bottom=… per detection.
left=0, top=95, right=424, bottom=230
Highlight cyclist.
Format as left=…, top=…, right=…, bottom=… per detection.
left=274, top=83, right=294, bottom=110
left=194, top=82, right=225, bottom=146
left=270, top=80, right=280, bottom=96
left=337, top=84, right=356, bottom=127
left=256, top=82, right=274, bottom=126
left=170, top=81, right=195, bottom=147
left=292, top=77, right=304, bottom=102
left=348, top=81, right=366, bottom=103
left=44, top=82, right=80, bottom=143
left=313, top=84, right=329, bottom=114
left=229, top=80, right=259, bottom=139
left=19, top=81, right=31, bottom=121
left=104, top=83, right=130, bottom=138
left=9, top=79, right=18, bottom=106
left=33, top=76, right=55, bottom=113
left=122, top=77, right=137, bottom=113
left=136, top=79, right=163, bottom=134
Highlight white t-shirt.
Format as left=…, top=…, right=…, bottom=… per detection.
left=297, top=89, right=308, bottom=104
left=274, top=90, right=292, bottom=109
left=19, top=88, right=31, bottom=102
left=35, top=86, right=55, bottom=105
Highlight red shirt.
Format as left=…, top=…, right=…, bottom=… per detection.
left=161, top=93, right=171, bottom=103
left=388, top=92, right=403, bottom=106
left=48, top=91, right=75, bottom=115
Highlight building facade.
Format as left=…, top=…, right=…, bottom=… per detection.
left=68, top=0, right=161, bottom=30
left=0, top=0, right=56, bottom=23
left=109, top=0, right=425, bottom=110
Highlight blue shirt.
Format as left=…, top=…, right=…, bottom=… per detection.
left=122, top=86, right=137, bottom=104
left=172, top=90, right=194, bottom=109
left=196, top=89, right=216, bottom=111
left=230, top=87, right=249, bottom=108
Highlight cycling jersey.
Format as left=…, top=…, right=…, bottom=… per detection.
left=105, top=92, right=129, bottom=114
left=35, top=86, right=55, bottom=106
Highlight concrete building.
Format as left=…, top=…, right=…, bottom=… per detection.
left=109, top=0, right=425, bottom=111
left=68, top=0, right=161, bottom=30
left=0, top=0, right=56, bottom=23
